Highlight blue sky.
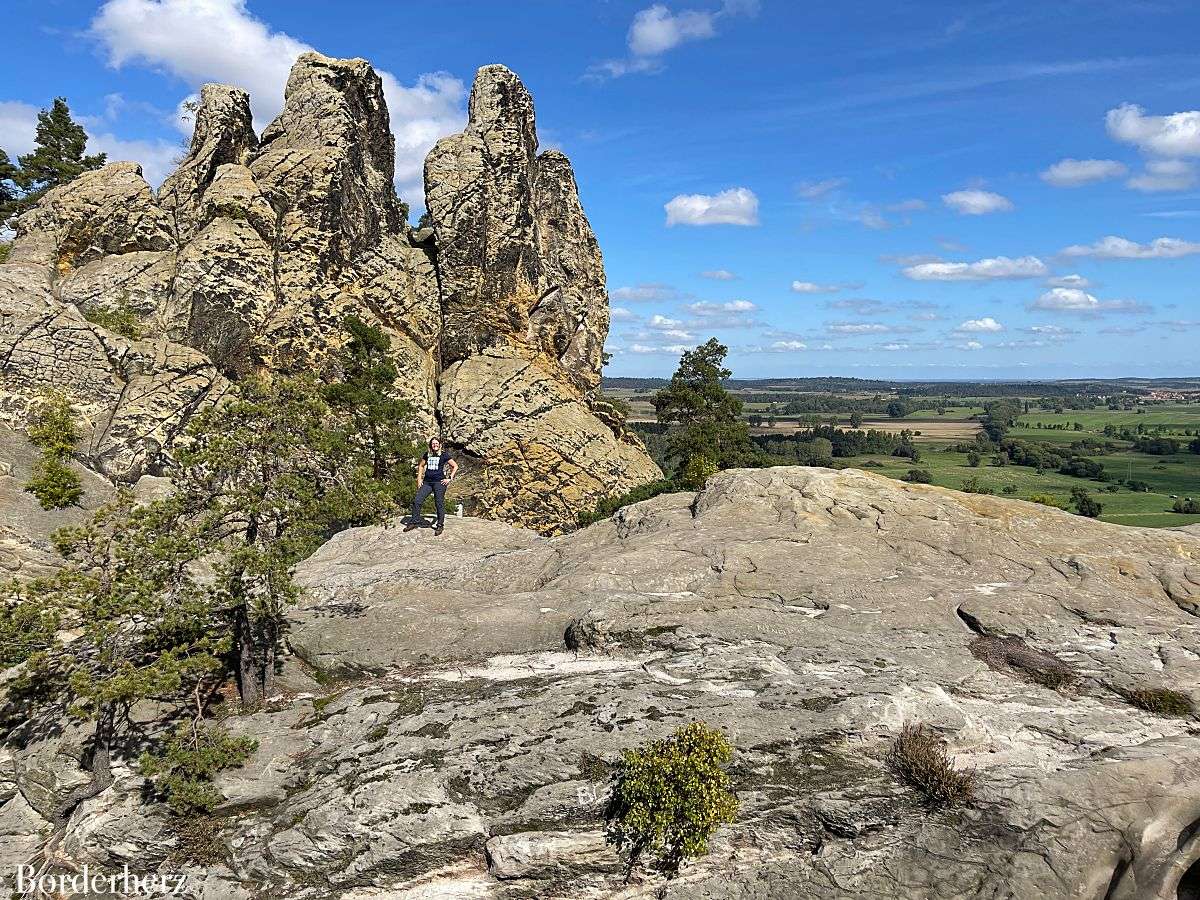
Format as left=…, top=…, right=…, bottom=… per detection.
left=2, top=1, right=1199, bottom=380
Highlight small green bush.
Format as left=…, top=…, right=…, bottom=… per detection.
left=1115, top=686, right=1194, bottom=718
left=25, top=455, right=83, bottom=509
left=960, top=476, right=993, bottom=495
left=1028, top=493, right=1069, bottom=510
left=1173, top=498, right=1200, bottom=514
left=577, top=478, right=684, bottom=527
left=140, top=723, right=258, bottom=815
left=606, top=721, right=739, bottom=878
left=887, top=723, right=976, bottom=806
left=83, top=299, right=142, bottom=340
left=24, top=390, right=84, bottom=509
left=0, top=242, right=10, bottom=264
left=902, top=468, right=933, bottom=484
left=681, top=454, right=718, bottom=490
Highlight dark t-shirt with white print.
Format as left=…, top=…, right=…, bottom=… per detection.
left=422, top=450, right=453, bottom=483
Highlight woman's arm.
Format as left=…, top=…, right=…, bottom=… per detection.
left=443, top=458, right=458, bottom=483
left=416, top=459, right=426, bottom=485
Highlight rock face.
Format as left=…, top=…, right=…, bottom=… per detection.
left=0, top=53, right=656, bottom=532
left=7, top=467, right=1199, bottom=898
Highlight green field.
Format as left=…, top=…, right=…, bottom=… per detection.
left=1016, top=404, right=1200, bottom=433
left=844, top=449, right=1200, bottom=528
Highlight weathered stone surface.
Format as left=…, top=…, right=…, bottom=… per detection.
left=438, top=348, right=662, bottom=530
left=9, top=467, right=1199, bottom=898
left=159, top=83, right=258, bottom=242
left=0, top=267, right=227, bottom=480
left=57, top=249, right=183, bottom=337
left=9, top=162, right=174, bottom=272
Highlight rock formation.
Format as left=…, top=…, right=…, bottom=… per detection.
left=0, top=53, right=659, bottom=532
left=4, top=467, right=1199, bottom=897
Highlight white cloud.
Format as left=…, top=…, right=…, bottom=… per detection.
left=648, top=313, right=685, bottom=328
left=790, top=280, right=841, bottom=294
left=959, top=340, right=984, bottom=350
left=1060, top=235, right=1200, bottom=259
left=689, top=299, right=755, bottom=314
left=612, top=283, right=680, bottom=301
left=770, top=340, right=807, bottom=351
left=0, top=101, right=39, bottom=156
left=628, top=5, right=716, bottom=56
left=700, top=269, right=737, bottom=280
left=629, top=342, right=690, bottom=355
left=587, top=0, right=758, bottom=80
left=902, top=255, right=1047, bottom=281
left=1025, top=324, right=1076, bottom=335
left=1030, top=287, right=1148, bottom=314
left=611, top=306, right=637, bottom=320
left=796, top=177, right=846, bottom=199
left=1039, top=158, right=1127, bottom=187
left=1106, top=103, right=1200, bottom=157
left=665, top=187, right=758, bottom=226
left=1047, top=273, right=1091, bottom=288
left=1126, top=158, right=1197, bottom=193
left=955, top=317, right=1003, bottom=333
left=942, top=189, right=1013, bottom=215
left=90, top=0, right=465, bottom=202
left=887, top=198, right=927, bottom=212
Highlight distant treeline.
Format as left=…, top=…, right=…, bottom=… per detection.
left=602, top=376, right=1161, bottom=398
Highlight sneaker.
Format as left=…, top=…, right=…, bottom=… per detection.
left=434, top=525, right=444, bottom=535
left=403, top=522, right=419, bottom=532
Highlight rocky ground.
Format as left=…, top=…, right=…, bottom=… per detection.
left=4, top=465, right=1199, bottom=899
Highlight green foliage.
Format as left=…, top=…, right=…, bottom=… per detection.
left=606, top=722, right=739, bottom=878
left=416, top=210, right=433, bottom=230
left=27, top=390, right=80, bottom=455
left=654, top=340, right=756, bottom=470
left=577, top=478, right=684, bottom=527
left=26, top=454, right=83, bottom=509
left=1, top=97, right=106, bottom=225
left=0, top=241, right=10, bottom=264
left=887, top=723, right=976, bottom=806
left=1071, top=486, right=1102, bottom=518
left=681, top=455, right=718, bottom=490
left=140, top=722, right=257, bottom=815
left=24, top=390, right=84, bottom=509
left=1028, top=493, right=1069, bottom=510
left=321, top=316, right=421, bottom=483
left=902, top=468, right=933, bottom=484
left=960, top=476, right=993, bottom=495
left=1114, top=685, right=1195, bottom=718
left=1173, top=497, right=1200, bottom=514
left=0, top=588, right=60, bottom=667
left=83, top=298, right=142, bottom=340
left=966, top=450, right=982, bottom=467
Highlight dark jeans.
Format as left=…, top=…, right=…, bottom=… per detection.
left=411, top=479, right=448, bottom=526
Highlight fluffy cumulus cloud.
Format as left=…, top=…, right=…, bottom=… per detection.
left=646, top=314, right=693, bottom=340
left=941, top=189, right=1013, bottom=215
left=665, top=187, right=759, bottom=226
left=1030, top=287, right=1148, bottom=315
left=1106, top=103, right=1200, bottom=157
left=955, top=317, right=1003, bottom=333
left=587, top=0, right=759, bottom=80
left=90, top=0, right=465, bottom=201
left=1127, top=159, right=1197, bottom=193
left=770, top=340, right=807, bottom=351
left=610, top=306, right=637, bottom=320
left=1040, top=158, right=1127, bottom=187
left=1060, top=235, right=1200, bottom=259
left=700, top=269, right=737, bottom=280
left=903, top=255, right=1047, bottom=281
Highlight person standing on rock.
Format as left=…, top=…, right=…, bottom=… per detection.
left=405, top=437, right=458, bottom=535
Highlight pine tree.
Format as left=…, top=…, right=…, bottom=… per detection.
left=0, top=148, right=20, bottom=231
left=1, top=97, right=105, bottom=225
left=654, top=339, right=755, bottom=471
left=5, top=493, right=226, bottom=825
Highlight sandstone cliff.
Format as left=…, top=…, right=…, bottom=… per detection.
left=3, top=467, right=1198, bottom=898
left=0, top=53, right=659, bottom=532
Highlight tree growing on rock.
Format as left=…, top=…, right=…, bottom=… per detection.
left=0, top=98, right=106, bottom=226
left=654, top=339, right=756, bottom=473
left=4, top=493, right=227, bottom=825
left=23, top=390, right=84, bottom=510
